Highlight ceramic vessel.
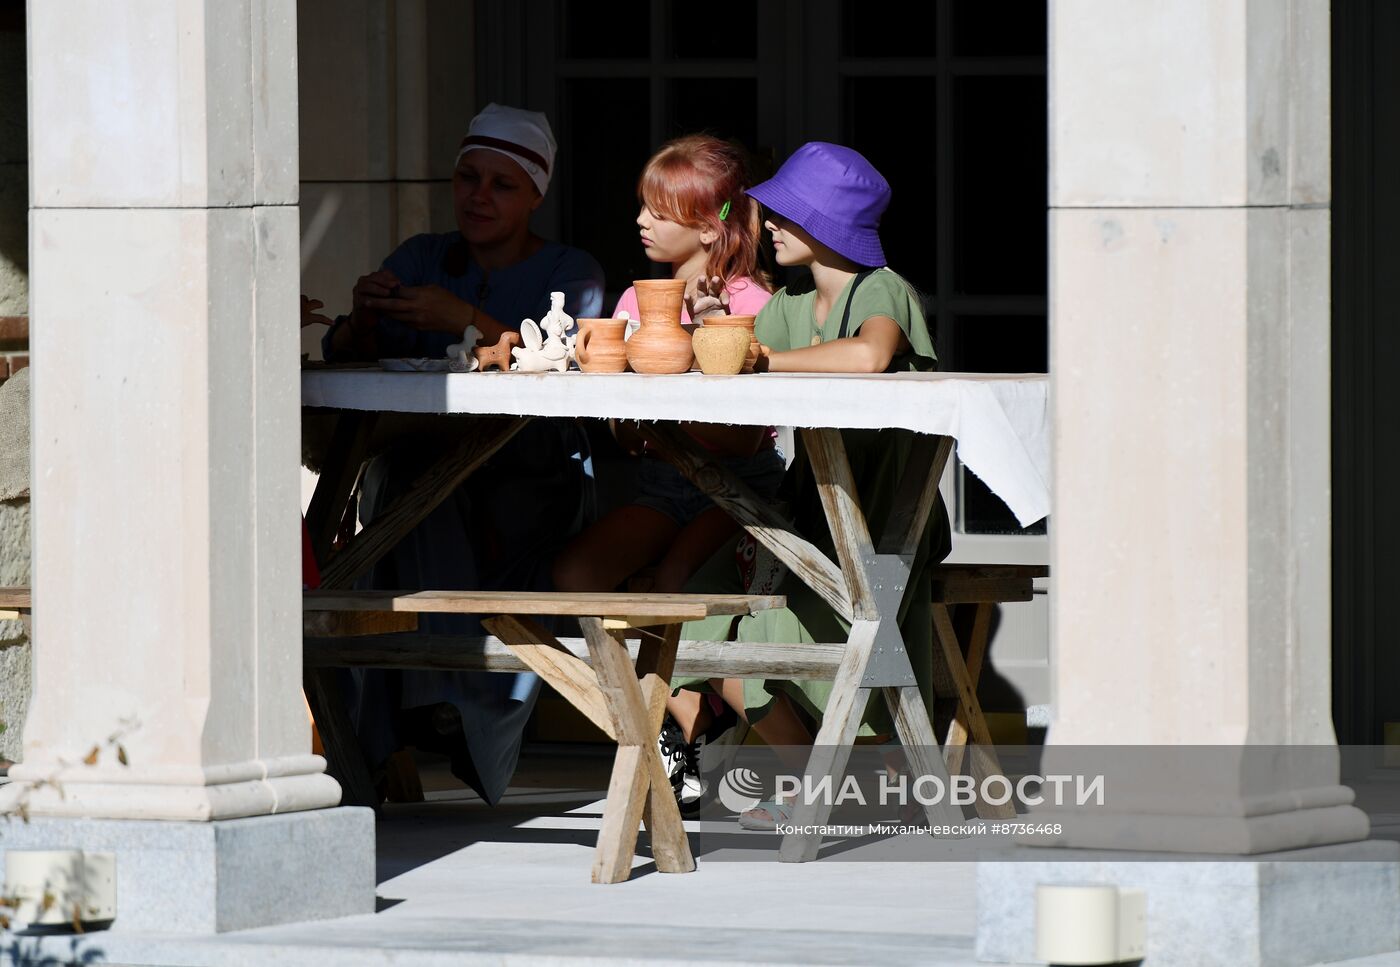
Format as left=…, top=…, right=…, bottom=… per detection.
left=474, top=331, right=521, bottom=372
left=625, top=278, right=693, bottom=374
left=700, top=315, right=758, bottom=373
left=692, top=326, right=750, bottom=375
left=575, top=318, right=630, bottom=373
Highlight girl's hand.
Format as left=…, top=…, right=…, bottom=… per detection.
left=364, top=284, right=471, bottom=334
left=753, top=341, right=773, bottom=372
left=685, top=275, right=731, bottom=320
left=301, top=295, right=333, bottom=329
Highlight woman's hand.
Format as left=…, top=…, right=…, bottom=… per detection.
left=301, top=295, right=333, bottom=329
left=350, top=269, right=401, bottom=332
left=685, top=275, right=730, bottom=320
left=364, top=284, right=472, bottom=335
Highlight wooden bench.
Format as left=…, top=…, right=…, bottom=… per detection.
left=304, top=588, right=784, bottom=884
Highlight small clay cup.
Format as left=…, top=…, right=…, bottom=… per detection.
left=692, top=326, right=751, bottom=375
left=575, top=318, right=630, bottom=373
left=699, top=314, right=758, bottom=373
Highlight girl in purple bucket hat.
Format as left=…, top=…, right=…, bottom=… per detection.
left=746, top=141, right=936, bottom=374
left=668, top=143, right=950, bottom=831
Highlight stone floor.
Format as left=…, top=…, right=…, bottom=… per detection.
left=8, top=744, right=1400, bottom=966
left=7, top=744, right=987, bottom=966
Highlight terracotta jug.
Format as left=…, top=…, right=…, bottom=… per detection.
left=575, top=318, right=630, bottom=373
left=699, top=314, right=758, bottom=373
left=625, top=279, right=693, bottom=374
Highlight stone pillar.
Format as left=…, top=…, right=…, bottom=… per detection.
left=3, top=1, right=372, bottom=932
left=977, top=2, right=1400, bottom=964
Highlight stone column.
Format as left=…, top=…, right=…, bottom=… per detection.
left=3, top=1, right=372, bottom=933
left=978, top=3, right=1400, bottom=964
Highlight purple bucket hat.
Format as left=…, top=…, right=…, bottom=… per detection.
left=746, top=142, right=890, bottom=267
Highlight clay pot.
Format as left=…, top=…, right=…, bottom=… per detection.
left=699, top=314, right=758, bottom=373
left=474, top=331, right=522, bottom=372
left=575, top=318, right=630, bottom=373
left=692, top=326, right=751, bottom=375
left=625, top=279, right=693, bottom=374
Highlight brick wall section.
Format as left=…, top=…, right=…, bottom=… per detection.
left=0, top=316, right=27, bottom=379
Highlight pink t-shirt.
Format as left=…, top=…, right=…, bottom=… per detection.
left=611, top=275, right=772, bottom=324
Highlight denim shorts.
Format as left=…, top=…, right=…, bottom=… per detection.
left=634, top=446, right=786, bottom=527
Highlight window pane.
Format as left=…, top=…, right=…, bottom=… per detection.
left=673, top=0, right=758, bottom=58
left=951, top=314, right=1046, bottom=373
left=668, top=78, right=759, bottom=149
left=560, top=0, right=649, bottom=59
left=843, top=77, right=937, bottom=296
left=560, top=79, right=654, bottom=299
left=952, top=75, right=1046, bottom=295
left=842, top=0, right=936, bottom=57
left=953, top=0, right=1046, bottom=57
left=961, top=469, right=1047, bottom=535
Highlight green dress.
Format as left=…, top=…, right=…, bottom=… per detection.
left=677, top=269, right=952, bottom=735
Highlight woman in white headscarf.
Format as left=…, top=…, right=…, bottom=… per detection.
left=321, top=105, right=604, bottom=806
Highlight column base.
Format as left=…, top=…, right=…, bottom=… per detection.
left=4, top=754, right=343, bottom=820
left=976, top=840, right=1400, bottom=966
left=0, top=807, right=374, bottom=933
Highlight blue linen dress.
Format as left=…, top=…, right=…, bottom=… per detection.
left=323, top=232, right=605, bottom=804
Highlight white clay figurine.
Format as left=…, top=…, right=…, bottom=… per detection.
left=511, top=318, right=570, bottom=372
left=446, top=325, right=482, bottom=372
left=539, top=291, right=574, bottom=348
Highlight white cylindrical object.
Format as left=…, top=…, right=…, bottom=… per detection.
left=1035, top=883, right=1120, bottom=965
left=3, top=850, right=116, bottom=927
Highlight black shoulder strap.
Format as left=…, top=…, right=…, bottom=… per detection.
left=836, top=269, right=879, bottom=340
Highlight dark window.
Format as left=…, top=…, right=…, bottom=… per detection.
left=560, top=79, right=654, bottom=298
left=672, top=0, right=758, bottom=59
left=669, top=77, right=759, bottom=147
left=844, top=76, right=938, bottom=293
left=953, top=75, right=1047, bottom=295
left=953, top=0, right=1046, bottom=57
left=841, top=0, right=937, bottom=58
left=560, top=0, right=649, bottom=60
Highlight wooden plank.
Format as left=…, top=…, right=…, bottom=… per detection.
left=304, top=411, right=378, bottom=564
left=778, top=619, right=880, bottom=863
left=800, top=428, right=878, bottom=620
left=633, top=623, right=694, bottom=875
left=483, top=615, right=617, bottom=741
left=0, top=587, right=30, bottom=610
left=931, top=603, right=1016, bottom=820
left=882, top=684, right=967, bottom=826
left=302, top=633, right=846, bottom=679
left=642, top=422, right=854, bottom=621
left=945, top=603, right=993, bottom=773
left=317, top=417, right=530, bottom=590
left=305, top=589, right=784, bottom=618
left=580, top=617, right=694, bottom=882
left=302, top=667, right=378, bottom=809
left=877, top=433, right=954, bottom=558
left=302, top=610, right=418, bottom=638
left=930, top=584, right=1035, bottom=605
left=931, top=564, right=1049, bottom=581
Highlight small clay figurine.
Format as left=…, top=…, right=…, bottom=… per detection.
left=511, top=319, right=570, bottom=372
left=445, top=325, right=482, bottom=372
left=539, top=291, right=574, bottom=344
left=473, top=331, right=522, bottom=372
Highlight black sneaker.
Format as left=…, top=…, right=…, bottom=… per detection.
left=657, top=714, right=689, bottom=800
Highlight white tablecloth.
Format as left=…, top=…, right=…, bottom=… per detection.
left=302, top=370, right=1051, bottom=526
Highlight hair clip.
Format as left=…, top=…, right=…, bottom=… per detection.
left=718, top=199, right=732, bottom=221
